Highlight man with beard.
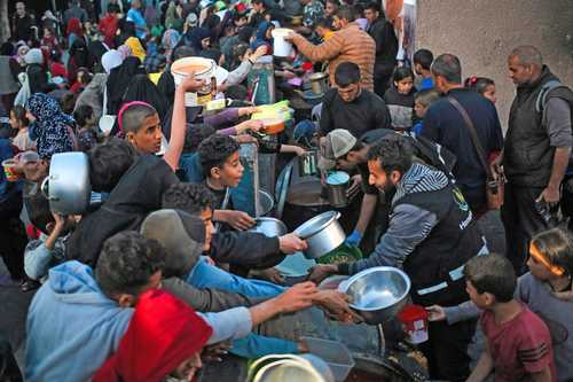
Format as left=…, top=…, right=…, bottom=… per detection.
left=309, top=134, right=489, bottom=381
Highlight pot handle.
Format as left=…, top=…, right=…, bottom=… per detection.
left=40, top=176, right=50, bottom=199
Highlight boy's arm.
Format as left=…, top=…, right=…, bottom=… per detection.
left=467, top=348, right=493, bottom=382
left=529, top=366, right=553, bottom=382
left=163, top=75, right=205, bottom=171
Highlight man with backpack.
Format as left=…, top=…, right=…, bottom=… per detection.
left=491, top=45, right=573, bottom=275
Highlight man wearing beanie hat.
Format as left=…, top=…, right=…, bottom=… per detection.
left=319, top=128, right=397, bottom=248
left=140, top=208, right=285, bottom=299
left=139, top=208, right=314, bottom=358
left=319, top=128, right=457, bottom=248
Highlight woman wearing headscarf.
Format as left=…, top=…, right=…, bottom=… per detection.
left=14, top=45, right=30, bottom=68
left=164, top=1, right=184, bottom=32
left=123, top=74, right=169, bottom=122
left=67, top=37, right=92, bottom=85
left=106, top=56, right=145, bottom=115
left=124, top=36, right=146, bottom=62
left=101, top=49, right=124, bottom=74
left=250, top=21, right=274, bottom=52
left=92, top=289, right=212, bottom=382
left=26, top=93, right=76, bottom=159
left=74, top=73, right=107, bottom=120
left=24, top=49, right=52, bottom=95
left=66, top=18, right=85, bottom=48
left=183, top=27, right=211, bottom=53
left=162, top=29, right=181, bottom=59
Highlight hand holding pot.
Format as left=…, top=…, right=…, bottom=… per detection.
left=178, top=73, right=206, bottom=93
left=275, top=282, right=318, bottom=313
left=307, top=264, right=337, bottom=284
left=425, top=305, right=446, bottom=322
left=223, top=210, right=256, bottom=231
left=346, top=174, right=362, bottom=198
left=312, top=290, right=361, bottom=323
left=201, top=341, right=232, bottom=363
left=279, top=232, right=308, bottom=254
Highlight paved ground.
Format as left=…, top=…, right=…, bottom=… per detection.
left=0, top=210, right=505, bottom=377
left=0, top=261, right=36, bottom=372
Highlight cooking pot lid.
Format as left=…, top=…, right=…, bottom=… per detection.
left=326, top=171, right=349, bottom=185
left=275, top=161, right=293, bottom=219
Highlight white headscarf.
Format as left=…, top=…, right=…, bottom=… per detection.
left=24, top=48, right=43, bottom=65
left=101, top=49, right=124, bottom=74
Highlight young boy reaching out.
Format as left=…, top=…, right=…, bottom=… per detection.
left=464, top=253, right=556, bottom=382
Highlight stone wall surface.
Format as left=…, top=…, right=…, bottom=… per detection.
left=416, top=0, right=573, bottom=129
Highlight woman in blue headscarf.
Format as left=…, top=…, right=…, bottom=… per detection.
left=26, top=93, right=76, bottom=159
left=250, top=21, right=274, bottom=52
left=183, top=27, right=211, bottom=53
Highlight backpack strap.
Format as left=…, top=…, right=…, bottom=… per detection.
left=536, top=80, right=563, bottom=113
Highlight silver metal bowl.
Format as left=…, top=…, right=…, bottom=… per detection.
left=249, top=217, right=288, bottom=238
left=340, top=267, right=411, bottom=325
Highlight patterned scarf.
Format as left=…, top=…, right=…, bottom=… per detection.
left=27, top=93, right=75, bottom=159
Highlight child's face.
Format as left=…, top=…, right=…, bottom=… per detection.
left=465, top=280, right=492, bottom=309
left=172, top=351, right=202, bottom=381
left=211, top=151, right=244, bottom=188
left=235, top=16, right=248, bottom=27
left=527, top=254, right=554, bottom=281
left=127, top=113, right=163, bottom=154
left=395, top=77, right=414, bottom=95
left=9, top=111, right=20, bottom=129
left=482, top=84, right=496, bottom=104
left=201, top=37, right=211, bottom=50
left=414, top=101, right=427, bottom=119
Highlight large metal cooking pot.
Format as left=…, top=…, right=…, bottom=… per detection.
left=41, top=152, right=91, bottom=215
left=248, top=217, right=288, bottom=238
left=294, top=211, right=346, bottom=259
left=339, top=267, right=411, bottom=325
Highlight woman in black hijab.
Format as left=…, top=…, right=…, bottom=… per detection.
left=106, top=56, right=145, bottom=115
left=123, top=74, right=169, bottom=122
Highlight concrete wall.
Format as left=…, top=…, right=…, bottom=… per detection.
left=415, top=0, right=573, bottom=128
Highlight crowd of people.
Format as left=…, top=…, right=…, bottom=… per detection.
left=0, top=0, right=572, bottom=382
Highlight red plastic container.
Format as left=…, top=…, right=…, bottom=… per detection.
left=397, top=304, right=429, bottom=344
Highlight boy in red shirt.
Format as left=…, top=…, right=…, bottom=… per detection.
left=464, top=253, right=556, bottom=382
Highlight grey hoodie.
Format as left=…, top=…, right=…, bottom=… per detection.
left=346, top=163, right=449, bottom=274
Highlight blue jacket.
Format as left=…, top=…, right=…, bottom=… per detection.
left=25, top=261, right=133, bottom=382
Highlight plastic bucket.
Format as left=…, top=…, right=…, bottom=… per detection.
left=271, top=28, right=294, bottom=57
left=171, top=57, right=216, bottom=106
left=2, top=159, right=18, bottom=182
left=397, top=304, right=429, bottom=344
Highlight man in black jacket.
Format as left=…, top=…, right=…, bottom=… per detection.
left=492, top=45, right=572, bottom=274
left=364, top=2, right=398, bottom=97
left=12, top=2, right=35, bottom=42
